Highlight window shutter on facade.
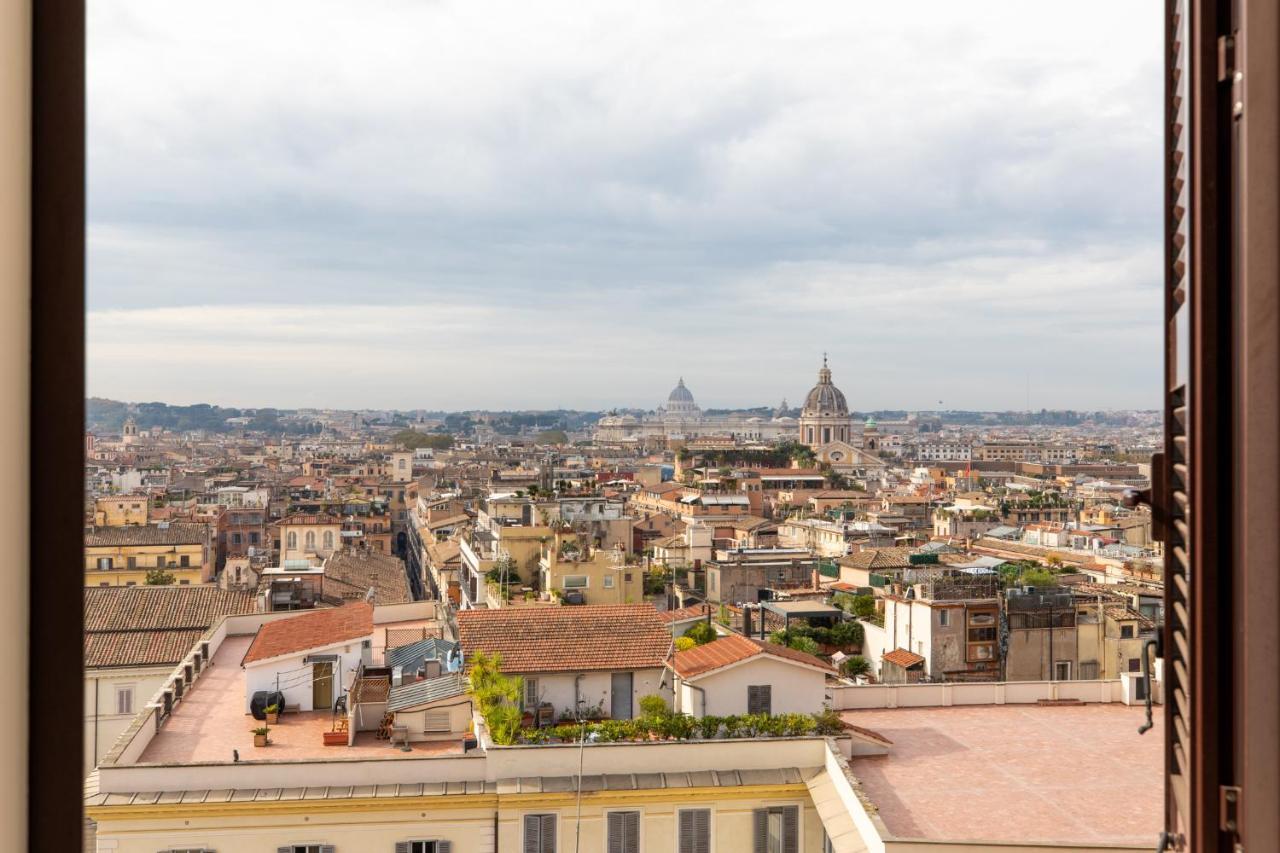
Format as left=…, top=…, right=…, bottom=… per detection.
left=395, top=844, right=410, bottom=853
left=607, top=810, right=639, bottom=853
left=747, top=684, right=771, bottom=715
left=524, top=814, right=555, bottom=853
left=753, top=809, right=769, bottom=853
left=1162, top=2, right=1192, bottom=846
left=783, top=805, right=799, bottom=853
left=678, top=809, right=710, bottom=853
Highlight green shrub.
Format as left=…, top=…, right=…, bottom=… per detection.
left=841, top=655, right=871, bottom=678
left=721, top=715, right=745, bottom=738
left=683, top=621, right=718, bottom=645
left=675, top=636, right=696, bottom=651
left=788, top=636, right=821, bottom=656
left=780, top=713, right=817, bottom=737
left=812, top=708, right=844, bottom=736
left=828, top=621, right=863, bottom=648
left=639, top=694, right=671, bottom=719
left=697, top=716, right=722, bottom=740
left=660, top=714, right=696, bottom=740
left=851, top=594, right=877, bottom=619
left=487, top=704, right=523, bottom=745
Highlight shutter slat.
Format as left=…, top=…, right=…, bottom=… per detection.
left=753, top=809, right=768, bottom=853
left=438, top=841, right=452, bottom=853
left=395, top=843, right=410, bottom=853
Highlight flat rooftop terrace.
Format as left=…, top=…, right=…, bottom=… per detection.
left=138, top=635, right=464, bottom=765
left=843, top=704, right=1161, bottom=847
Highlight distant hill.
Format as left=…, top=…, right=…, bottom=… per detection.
left=87, top=398, right=246, bottom=433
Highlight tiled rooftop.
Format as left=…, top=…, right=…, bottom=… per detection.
left=674, top=634, right=835, bottom=678
left=457, top=603, right=670, bottom=673
left=242, top=601, right=373, bottom=664
left=85, top=522, right=208, bottom=547
left=843, top=704, right=1161, bottom=846
left=84, top=586, right=256, bottom=668
left=138, top=635, right=464, bottom=765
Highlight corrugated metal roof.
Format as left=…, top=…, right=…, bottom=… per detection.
left=386, top=672, right=467, bottom=711
left=387, top=637, right=458, bottom=670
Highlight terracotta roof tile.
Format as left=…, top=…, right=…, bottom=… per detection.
left=323, top=548, right=412, bottom=604
left=457, top=604, right=669, bottom=673
left=83, top=586, right=255, bottom=668
left=673, top=633, right=834, bottom=678
left=84, top=586, right=254, bottom=632
left=883, top=648, right=926, bottom=668
left=658, top=605, right=712, bottom=624
left=243, top=602, right=374, bottom=665
left=85, top=523, right=208, bottom=547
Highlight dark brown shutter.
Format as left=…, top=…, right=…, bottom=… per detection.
left=1163, top=0, right=1280, bottom=849
left=1162, top=1, right=1193, bottom=846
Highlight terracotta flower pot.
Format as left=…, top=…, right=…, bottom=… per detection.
left=265, top=712, right=279, bottom=725
left=253, top=734, right=268, bottom=747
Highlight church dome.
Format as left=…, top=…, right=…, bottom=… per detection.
left=801, top=359, right=849, bottom=416
left=665, top=377, right=700, bottom=416
left=668, top=378, right=695, bottom=404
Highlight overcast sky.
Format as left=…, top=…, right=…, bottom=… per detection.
left=87, top=1, right=1162, bottom=412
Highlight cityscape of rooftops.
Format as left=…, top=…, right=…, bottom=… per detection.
left=81, top=2, right=1167, bottom=852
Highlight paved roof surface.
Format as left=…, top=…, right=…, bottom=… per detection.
left=457, top=604, right=670, bottom=673
left=243, top=602, right=373, bottom=664
left=844, top=705, right=1162, bottom=845
left=673, top=633, right=835, bottom=678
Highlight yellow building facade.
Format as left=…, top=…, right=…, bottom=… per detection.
left=538, top=531, right=646, bottom=605
left=84, top=523, right=209, bottom=586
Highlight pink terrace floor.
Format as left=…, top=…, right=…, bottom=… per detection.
left=138, top=635, right=464, bottom=764
left=843, top=704, right=1162, bottom=846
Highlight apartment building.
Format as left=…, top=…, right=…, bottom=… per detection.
left=877, top=569, right=1002, bottom=682
left=537, top=531, right=644, bottom=605
left=84, top=522, right=211, bottom=586
left=92, top=494, right=148, bottom=526
left=83, top=585, right=255, bottom=774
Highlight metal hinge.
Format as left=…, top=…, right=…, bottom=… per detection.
left=1220, top=784, right=1242, bottom=835
left=1218, top=34, right=1244, bottom=118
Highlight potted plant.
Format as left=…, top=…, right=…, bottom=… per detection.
left=264, top=703, right=280, bottom=725
left=252, top=727, right=270, bottom=747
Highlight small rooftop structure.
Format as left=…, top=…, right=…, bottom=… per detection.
left=672, top=634, right=835, bottom=680
left=456, top=603, right=670, bottom=674
left=242, top=601, right=373, bottom=665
